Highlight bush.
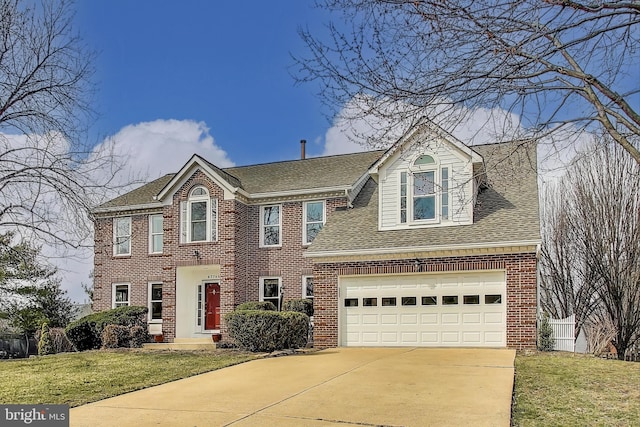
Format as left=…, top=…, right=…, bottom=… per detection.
left=236, top=301, right=276, bottom=311
left=66, top=306, right=148, bottom=351
left=129, top=325, right=147, bottom=348
left=225, top=310, right=308, bottom=352
left=538, top=313, right=555, bottom=352
left=101, top=325, right=130, bottom=349
left=34, top=327, right=74, bottom=354
left=282, top=299, right=314, bottom=317
left=37, top=323, right=54, bottom=356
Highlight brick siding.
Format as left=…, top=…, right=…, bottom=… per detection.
left=312, top=252, right=538, bottom=351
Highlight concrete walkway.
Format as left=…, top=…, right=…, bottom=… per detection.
left=70, top=348, right=515, bottom=427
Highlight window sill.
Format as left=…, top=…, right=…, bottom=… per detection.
left=259, top=245, right=282, bottom=249
left=112, top=255, right=131, bottom=259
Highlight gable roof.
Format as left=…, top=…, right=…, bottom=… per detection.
left=305, top=141, right=540, bottom=256
left=94, top=150, right=385, bottom=211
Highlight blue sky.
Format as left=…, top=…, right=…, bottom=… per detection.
left=75, top=1, right=334, bottom=167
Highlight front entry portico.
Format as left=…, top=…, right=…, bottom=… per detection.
left=175, top=264, right=222, bottom=338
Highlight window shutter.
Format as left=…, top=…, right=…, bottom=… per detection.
left=180, top=201, right=187, bottom=243
left=210, top=198, right=218, bottom=241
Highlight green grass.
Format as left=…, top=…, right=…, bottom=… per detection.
left=0, top=349, right=257, bottom=407
left=513, top=352, right=640, bottom=426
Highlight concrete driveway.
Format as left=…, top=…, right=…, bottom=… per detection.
left=70, top=348, right=515, bottom=427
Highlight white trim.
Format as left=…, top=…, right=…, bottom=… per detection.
left=302, top=200, right=326, bottom=245
left=148, top=214, right=163, bottom=254
left=94, top=203, right=162, bottom=214
left=148, top=282, right=163, bottom=323
left=259, top=276, right=282, bottom=310
left=260, top=204, right=282, bottom=247
left=113, top=216, right=131, bottom=256
left=304, top=240, right=543, bottom=258
left=112, top=283, right=130, bottom=308
left=248, top=185, right=349, bottom=200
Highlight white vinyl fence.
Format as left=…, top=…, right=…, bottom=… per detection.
left=549, top=314, right=575, bottom=352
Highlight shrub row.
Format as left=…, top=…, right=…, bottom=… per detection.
left=225, top=310, right=309, bottom=352
left=225, top=299, right=313, bottom=352
left=65, top=306, right=149, bottom=351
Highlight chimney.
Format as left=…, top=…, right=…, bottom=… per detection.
left=300, top=139, right=306, bottom=160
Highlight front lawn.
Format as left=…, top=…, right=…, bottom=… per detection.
left=0, top=349, right=257, bottom=407
left=513, top=352, right=640, bottom=426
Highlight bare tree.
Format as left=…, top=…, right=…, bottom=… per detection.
left=541, top=141, right=640, bottom=359
left=294, top=0, right=640, bottom=163
left=0, top=0, right=125, bottom=250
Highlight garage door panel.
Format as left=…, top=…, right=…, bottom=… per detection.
left=340, top=271, right=506, bottom=347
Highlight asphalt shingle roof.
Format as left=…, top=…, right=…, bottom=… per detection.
left=96, top=150, right=384, bottom=209
left=306, top=142, right=541, bottom=254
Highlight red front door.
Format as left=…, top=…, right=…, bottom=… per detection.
left=205, top=283, right=220, bottom=330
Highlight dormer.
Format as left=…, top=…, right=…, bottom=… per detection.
left=369, top=124, right=483, bottom=231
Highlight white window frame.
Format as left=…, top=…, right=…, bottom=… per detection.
left=260, top=204, right=282, bottom=247
left=400, top=154, right=450, bottom=225
left=259, top=277, right=282, bottom=310
left=112, top=283, right=130, bottom=308
left=302, top=201, right=325, bottom=245
left=148, top=282, right=163, bottom=323
left=113, top=216, right=131, bottom=256
left=180, top=186, right=218, bottom=244
left=302, top=276, right=313, bottom=300
left=148, top=214, right=163, bottom=254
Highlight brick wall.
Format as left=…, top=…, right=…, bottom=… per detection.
left=312, top=252, right=538, bottom=350
left=93, top=168, right=348, bottom=341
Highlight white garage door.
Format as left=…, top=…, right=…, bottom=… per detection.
left=340, top=271, right=506, bottom=347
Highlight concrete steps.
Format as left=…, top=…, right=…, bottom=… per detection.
left=143, top=337, right=217, bottom=350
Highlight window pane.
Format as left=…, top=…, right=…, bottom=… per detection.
left=414, top=172, right=435, bottom=195
left=264, top=297, right=280, bottom=311
left=422, top=296, right=437, bottom=305
left=344, top=298, right=358, bottom=307
left=363, top=298, right=377, bottom=307
left=263, top=279, right=279, bottom=298
left=151, top=284, right=162, bottom=301
left=264, top=226, right=280, bottom=245
left=485, top=294, right=502, bottom=304
left=151, top=301, right=162, bottom=320
left=414, top=196, right=436, bottom=220
left=191, top=187, right=207, bottom=196
left=115, top=285, right=128, bottom=303
left=306, top=223, right=323, bottom=243
left=443, top=295, right=458, bottom=305
left=191, top=201, right=207, bottom=221
left=382, top=297, right=396, bottom=306
left=306, top=202, right=323, bottom=222
left=401, top=297, right=417, bottom=306
left=464, top=295, right=480, bottom=304
left=151, top=215, right=162, bottom=232
left=191, top=221, right=206, bottom=241
left=152, top=234, right=163, bottom=252
left=414, top=155, right=435, bottom=165
left=305, top=277, right=313, bottom=298
left=116, top=218, right=130, bottom=235
left=263, top=206, right=280, bottom=225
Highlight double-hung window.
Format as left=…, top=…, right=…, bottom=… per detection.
left=302, top=276, right=313, bottom=299
left=148, top=283, right=163, bottom=321
left=180, top=186, right=218, bottom=243
left=113, top=217, right=131, bottom=256
left=149, top=214, right=163, bottom=253
left=260, top=204, right=281, bottom=247
left=400, top=154, right=450, bottom=224
left=260, top=277, right=281, bottom=310
left=112, top=283, right=130, bottom=308
left=303, top=201, right=325, bottom=244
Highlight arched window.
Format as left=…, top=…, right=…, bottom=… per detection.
left=399, top=153, right=449, bottom=223
left=180, top=186, right=218, bottom=243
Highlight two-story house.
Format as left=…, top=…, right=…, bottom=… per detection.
left=92, top=123, right=540, bottom=350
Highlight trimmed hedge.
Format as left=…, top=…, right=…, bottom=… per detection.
left=225, top=310, right=308, bottom=352
left=65, top=306, right=149, bottom=351
left=282, top=299, right=314, bottom=317
left=236, top=301, right=276, bottom=311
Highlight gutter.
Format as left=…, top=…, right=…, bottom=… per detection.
left=304, top=239, right=543, bottom=258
